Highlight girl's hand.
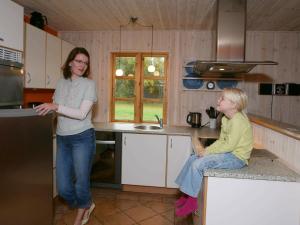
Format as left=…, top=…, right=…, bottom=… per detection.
left=35, top=103, right=58, bottom=116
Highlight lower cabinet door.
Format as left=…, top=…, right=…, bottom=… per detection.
left=122, top=133, right=167, bottom=187
left=167, top=135, right=191, bottom=188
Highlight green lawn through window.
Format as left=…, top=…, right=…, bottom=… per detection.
left=115, top=102, right=163, bottom=122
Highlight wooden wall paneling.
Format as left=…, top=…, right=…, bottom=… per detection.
left=60, top=30, right=300, bottom=126
left=252, top=123, right=300, bottom=173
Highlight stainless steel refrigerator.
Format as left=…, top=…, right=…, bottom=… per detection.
left=0, top=58, right=53, bottom=225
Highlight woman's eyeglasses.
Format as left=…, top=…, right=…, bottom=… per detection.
left=73, top=59, right=88, bottom=66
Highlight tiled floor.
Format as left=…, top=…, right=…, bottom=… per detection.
left=54, top=188, right=193, bottom=225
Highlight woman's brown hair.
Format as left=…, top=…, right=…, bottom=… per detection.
left=62, top=47, right=90, bottom=79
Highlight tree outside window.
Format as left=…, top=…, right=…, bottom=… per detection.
left=111, top=53, right=168, bottom=124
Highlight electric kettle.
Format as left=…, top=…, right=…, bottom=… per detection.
left=186, top=112, right=201, bottom=128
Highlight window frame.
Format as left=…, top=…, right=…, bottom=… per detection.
left=110, top=52, right=168, bottom=124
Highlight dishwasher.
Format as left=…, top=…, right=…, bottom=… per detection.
left=90, top=131, right=122, bottom=189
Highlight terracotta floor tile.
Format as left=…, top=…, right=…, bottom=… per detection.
left=84, top=215, right=104, bottom=225
left=161, top=209, right=175, bottom=223
left=139, top=215, right=173, bottom=225
left=174, top=215, right=193, bottom=225
left=93, top=201, right=121, bottom=217
left=115, top=199, right=141, bottom=211
left=100, top=212, right=136, bottom=225
left=143, top=201, right=174, bottom=213
left=54, top=188, right=191, bottom=225
left=61, top=210, right=77, bottom=225
left=116, top=192, right=140, bottom=201
left=124, top=205, right=157, bottom=222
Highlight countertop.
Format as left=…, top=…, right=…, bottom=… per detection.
left=204, top=149, right=300, bottom=182
left=93, top=122, right=300, bottom=183
left=248, top=113, right=300, bottom=140
left=93, top=122, right=220, bottom=139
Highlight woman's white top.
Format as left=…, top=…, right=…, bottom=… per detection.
left=53, top=77, right=97, bottom=136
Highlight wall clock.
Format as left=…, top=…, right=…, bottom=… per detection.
left=206, top=81, right=215, bottom=90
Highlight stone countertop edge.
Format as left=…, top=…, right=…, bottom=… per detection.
left=204, top=156, right=300, bottom=183
left=93, top=122, right=220, bottom=138
left=248, top=113, right=300, bottom=140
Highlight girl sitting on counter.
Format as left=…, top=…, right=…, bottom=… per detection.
left=175, top=88, right=253, bottom=217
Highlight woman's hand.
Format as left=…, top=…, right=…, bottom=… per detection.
left=35, top=103, right=58, bottom=116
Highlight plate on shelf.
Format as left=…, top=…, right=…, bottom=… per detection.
left=216, top=80, right=238, bottom=89
left=184, top=61, right=197, bottom=74
left=183, top=78, right=204, bottom=89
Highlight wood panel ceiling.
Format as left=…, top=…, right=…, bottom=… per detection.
left=12, top=0, right=300, bottom=31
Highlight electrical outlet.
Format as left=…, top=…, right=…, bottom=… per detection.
left=274, top=84, right=286, bottom=95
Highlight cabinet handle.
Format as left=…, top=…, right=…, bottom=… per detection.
left=124, top=136, right=126, bottom=146
left=95, top=140, right=115, bottom=145
left=26, top=72, right=31, bottom=83
left=47, top=75, right=50, bottom=85
left=170, top=138, right=173, bottom=148
left=0, top=37, right=4, bottom=41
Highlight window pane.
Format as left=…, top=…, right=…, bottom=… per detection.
left=143, top=102, right=163, bottom=122
left=115, top=80, right=135, bottom=98
left=144, top=79, right=164, bottom=99
left=144, top=57, right=165, bottom=77
left=114, top=101, right=134, bottom=121
left=115, top=57, right=136, bottom=77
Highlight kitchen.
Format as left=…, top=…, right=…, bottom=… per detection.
left=1, top=0, right=300, bottom=225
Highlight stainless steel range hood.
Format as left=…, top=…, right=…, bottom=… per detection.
left=195, top=0, right=277, bottom=75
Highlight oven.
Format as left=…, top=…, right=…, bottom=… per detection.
left=91, top=131, right=122, bottom=189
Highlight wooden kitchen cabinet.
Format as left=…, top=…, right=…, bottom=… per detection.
left=0, top=0, right=24, bottom=51
left=24, top=23, right=46, bottom=88
left=167, top=135, right=192, bottom=188
left=61, top=40, right=75, bottom=66
left=25, top=23, right=73, bottom=89
left=46, top=33, right=62, bottom=89
left=122, top=133, right=167, bottom=187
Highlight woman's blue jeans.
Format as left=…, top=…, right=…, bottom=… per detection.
left=175, top=153, right=246, bottom=197
left=56, top=128, right=95, bottom=209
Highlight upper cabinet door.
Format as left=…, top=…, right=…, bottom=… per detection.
left=46, top=33, right=61, bottom=89
left=61, top=40, right=75, bottom=65
left=0, top=0, right=24, bottom=51
left=24, top=24, right=46, bottom=88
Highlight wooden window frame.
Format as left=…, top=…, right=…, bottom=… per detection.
left=110, top=52, right=168, bottom=124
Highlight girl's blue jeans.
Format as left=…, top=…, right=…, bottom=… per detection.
left=56, top=128, right=95, bottom=208
left=175, top=152, right=246, bottom=197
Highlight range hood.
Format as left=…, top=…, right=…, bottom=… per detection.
left=194, top=0, right=277, bottom=75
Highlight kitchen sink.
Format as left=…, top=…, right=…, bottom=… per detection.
left=134, top=125, right=162, bottom=130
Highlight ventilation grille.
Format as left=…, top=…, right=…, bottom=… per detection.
left=0, top=47, right=22, bottom=63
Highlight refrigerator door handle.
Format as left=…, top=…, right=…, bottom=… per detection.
left=95, top=140, right=116, bottom=145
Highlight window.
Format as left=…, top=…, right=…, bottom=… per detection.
left=111, top=52, right=168, bottom=123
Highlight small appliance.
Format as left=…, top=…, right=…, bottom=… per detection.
left=186, top=112, right=201, bottom=128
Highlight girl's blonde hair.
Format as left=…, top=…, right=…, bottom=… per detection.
left=223, top=88, right=248, bottom=112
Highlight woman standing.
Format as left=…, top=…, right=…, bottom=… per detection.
left=35, top=47, right=97, bottom=225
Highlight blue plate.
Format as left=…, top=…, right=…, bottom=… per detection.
left=216, top=80, right=238, bottom=89
left=184, top=61, right=197, bottom=74
left=183, top=79, right=203, bottom=89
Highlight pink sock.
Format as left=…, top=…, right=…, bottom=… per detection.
left=175, top=196, right=188, bottom=207
left=175, top=196, right=198, bottom=217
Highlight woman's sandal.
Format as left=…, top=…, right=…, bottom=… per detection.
left=81, top=202, right=95, bottom=225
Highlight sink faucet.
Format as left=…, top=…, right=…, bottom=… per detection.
left=155, top=115, right=163, bottom=128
